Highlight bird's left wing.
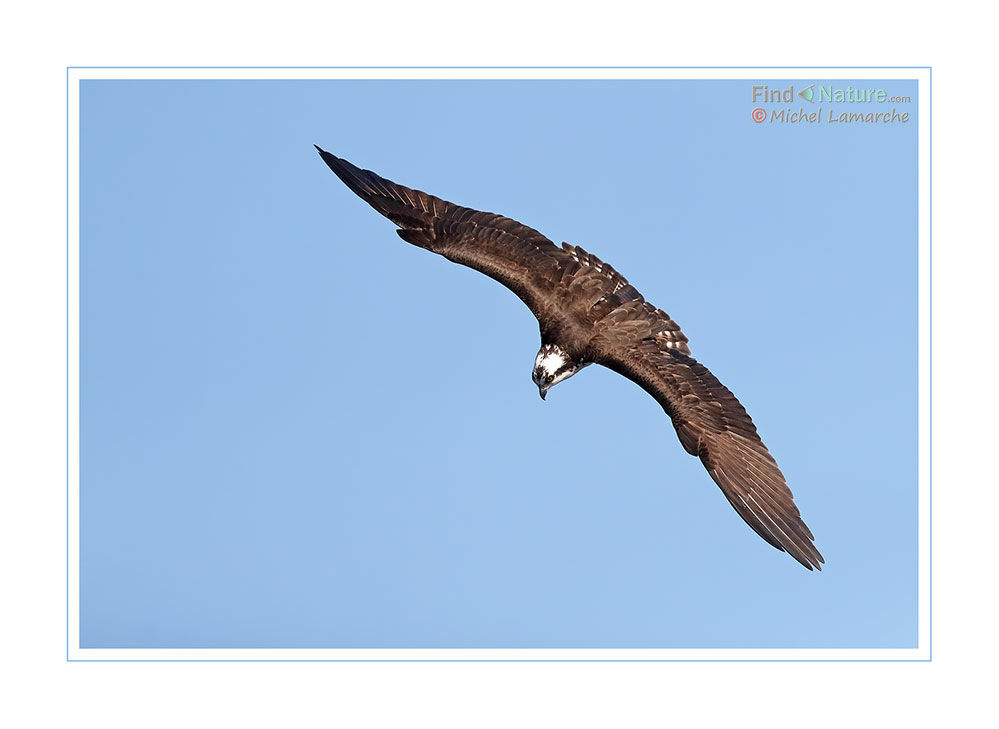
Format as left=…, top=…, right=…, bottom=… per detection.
left=592, top=319, right=824, bottom=571
left=315, top=147, right=578, bottom=320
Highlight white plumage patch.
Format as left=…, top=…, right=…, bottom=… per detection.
left=535, top=347, right=569, bottom=377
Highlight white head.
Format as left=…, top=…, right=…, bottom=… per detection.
left=532, top=343, right=581, bottom=400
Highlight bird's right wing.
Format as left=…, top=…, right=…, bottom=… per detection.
left=592, top=320, right=824, bottom=571
left=316, top=147, right=581, bottom=320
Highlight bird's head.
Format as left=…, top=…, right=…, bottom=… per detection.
left=532, top=343, right=580, bottom=400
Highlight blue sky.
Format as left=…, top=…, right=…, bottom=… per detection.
left=79, top=78, right=918, bottom=649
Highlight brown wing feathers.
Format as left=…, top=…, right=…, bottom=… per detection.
left=315, top=147, right=556, bottom=251
left=315, top=147, right=576, bottom=316
left=314, top=146, right=447, bottom=235
left=598, top=340, right=824, bottom=570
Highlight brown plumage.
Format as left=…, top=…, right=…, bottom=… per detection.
left=316, top=147, right=824, bottom=571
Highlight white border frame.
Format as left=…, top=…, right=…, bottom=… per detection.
left=67, top=66, right=930, bottom=661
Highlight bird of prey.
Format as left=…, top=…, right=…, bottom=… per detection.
left=315, top=147, right=824, bottom=571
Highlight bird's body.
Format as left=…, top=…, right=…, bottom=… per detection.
left=315, top=147, right=824, bottom=571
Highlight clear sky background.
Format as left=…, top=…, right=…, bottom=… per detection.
left=79, top=78, right=918, bottom=649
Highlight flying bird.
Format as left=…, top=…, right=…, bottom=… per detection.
left=315, top=147, right=824, bottom=571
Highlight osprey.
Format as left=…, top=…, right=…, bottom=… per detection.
left=315, top=147, right=824, bottom=571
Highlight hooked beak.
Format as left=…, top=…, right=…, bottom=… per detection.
left=539, top=388, right=548, bottom=401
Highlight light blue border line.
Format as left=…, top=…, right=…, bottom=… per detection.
left=928, top=66, right=933, bottom=662
left=65, top=65, right=71, bottom=663
left=64, top=656, right=931, bottom=663
left=67, top=66, right=931, bottom=663
left=67, top=65, right=932, bottom=69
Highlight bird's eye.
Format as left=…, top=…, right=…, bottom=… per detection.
left=546, top=375, right=554, bottom=383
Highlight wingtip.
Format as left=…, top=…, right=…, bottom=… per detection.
left=315, top=144, right=341, bottom=164
left=800, top=550, right=824, bottom=571
left=314, top=145, right=343, bottom=173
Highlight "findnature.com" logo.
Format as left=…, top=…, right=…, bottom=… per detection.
left=750, top=84, right=912, bottom=125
